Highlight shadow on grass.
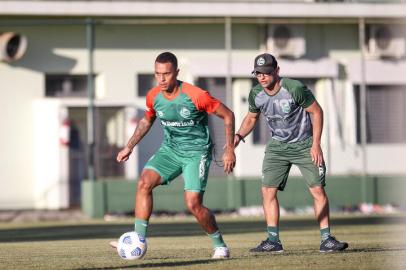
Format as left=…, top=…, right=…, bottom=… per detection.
left=74, top=258, right=219, bottom=270
left=0, top=216, right=405, bottom=243
left=343, top=247, right=406, bottom=253
left=248, top=246, right=406, bottom=257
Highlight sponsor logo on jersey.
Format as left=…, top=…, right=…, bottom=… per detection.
left=179, top=107, right=191, bottom=119
left=161, top=119, right=195, bottom=127
left=257, top=57, right=266, bottom=66
left=273, top=98, right=293, bottom=114
left=279, top=99, right=291, bottom=114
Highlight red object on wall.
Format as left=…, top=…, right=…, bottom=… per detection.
left=59, top=119, right=71, bottom=146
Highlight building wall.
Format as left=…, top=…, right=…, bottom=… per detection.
left=0, top=59, right=43, bottom=208
left=0, top=20, right=405, bottom=209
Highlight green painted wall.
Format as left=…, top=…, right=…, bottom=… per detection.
left=82, top=176, right=406, bottom=218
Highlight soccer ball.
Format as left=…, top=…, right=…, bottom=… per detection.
left=116, top=232, right=147, bottom=260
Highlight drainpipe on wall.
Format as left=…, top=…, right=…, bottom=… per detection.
left=86, top=18, right=96, bottom=182
left=358, top=17, right=368, bottom=203
left=225, top=16, right=237, bottom=209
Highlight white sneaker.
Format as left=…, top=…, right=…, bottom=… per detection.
left=212, top=246, right=230, bottom=259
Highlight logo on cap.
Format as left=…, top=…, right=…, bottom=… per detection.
left=257, top=57, right=266, bottom=66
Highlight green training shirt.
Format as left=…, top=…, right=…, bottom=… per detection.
left=248, top=77, right=316, bottom=143
left=145, top=81, right=221, bottom=152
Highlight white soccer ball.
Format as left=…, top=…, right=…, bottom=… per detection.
left=116, top=232, right=147, bottom=260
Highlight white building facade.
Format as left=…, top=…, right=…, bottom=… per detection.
left=0, top=0, right=405, bottom=209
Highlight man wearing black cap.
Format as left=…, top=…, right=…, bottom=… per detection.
left=234, top=53, right=348, bottom=253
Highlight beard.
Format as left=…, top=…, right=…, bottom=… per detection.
left=261, top=77, right=278, bottom=90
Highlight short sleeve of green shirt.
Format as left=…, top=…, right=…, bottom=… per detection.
left=248, top=84, right=262, bottom=113
left=283, top=78, right=316, bottom=109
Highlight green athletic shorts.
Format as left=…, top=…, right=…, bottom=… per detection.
left=144, top=144, right=212, bottom=192
left=262, top=137, right=326, bottom=191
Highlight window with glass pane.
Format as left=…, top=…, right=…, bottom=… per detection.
left=355, top=84, right=406, bottom=143
left=45, top=74, right=92, bottom=97
left=137, top=74, right=155, bottom=96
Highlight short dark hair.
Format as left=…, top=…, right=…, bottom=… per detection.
left=155, top=52, right=178, bottom=70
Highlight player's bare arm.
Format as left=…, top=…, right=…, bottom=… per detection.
left=234, top=111, right=260, bottom=147
left=305, top=100, right=324, bottom=167
left=213, top=103, right=236, bottom=174
left=116, top=115, right=156, bottom=162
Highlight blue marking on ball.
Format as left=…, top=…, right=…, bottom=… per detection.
left=138, top=236, right=146, bottom=243
left=119, top=248, right=126, bottom=258
left=131, top=247, right=142, bottom=257
left=123, top=236, right=132, bottom=245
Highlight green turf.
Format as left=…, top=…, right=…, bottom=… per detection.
left=0, top=214, right=405, bottom=270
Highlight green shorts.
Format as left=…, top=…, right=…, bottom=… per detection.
left=262, top=137, right=326, bottom=191
left=144, top=144, right=212, bottom=192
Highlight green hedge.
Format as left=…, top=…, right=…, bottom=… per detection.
left=82, top=176, right=406, bottom=218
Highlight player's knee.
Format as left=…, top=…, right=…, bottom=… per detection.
left=310, top=186, right=327, bottom=200
left=137, top=170, right=161, bottom=192
left=262, top=187, right=278, bottom=200
left=137, top=177, right=155, bottom=192
left=185, top=199, right=203, bottom=215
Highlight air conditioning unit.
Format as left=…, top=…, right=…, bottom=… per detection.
left=368, top=25, right=405, bottom=59
left=267, top=24, right=305, bottom=59
left=0, top=32, right=28, bottom=62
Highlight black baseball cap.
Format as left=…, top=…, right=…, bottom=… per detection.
left=252, top=53, right=278, bottom=74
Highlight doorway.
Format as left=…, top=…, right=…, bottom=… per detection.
left=67, top=107, right=125, bottom=207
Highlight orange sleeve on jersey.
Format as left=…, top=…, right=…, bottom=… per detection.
left=182, top=82, right=221, bottom=114
left=144, top=87, right=160, bottom=119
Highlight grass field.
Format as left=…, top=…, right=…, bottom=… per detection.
left=1, top=214, right=406, bottom=270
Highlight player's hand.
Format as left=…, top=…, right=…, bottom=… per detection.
left=310, top=144, right=324, bottom=167
left=117, top=146, right=133, bottom=162
left=223, top=135, right=242, bottom=150
left=233, top=134, right=242, bottom=148
left=222, top=147, right=236, bottom=174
